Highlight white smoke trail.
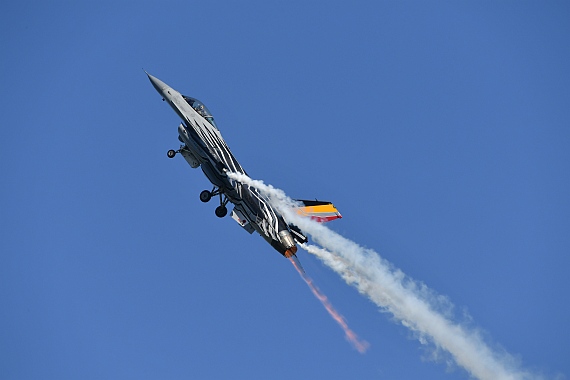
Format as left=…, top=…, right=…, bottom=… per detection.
left=227, top=172, right=538, bottom=380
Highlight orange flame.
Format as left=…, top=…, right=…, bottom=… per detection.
left=289, top=257, right=370, bottom=354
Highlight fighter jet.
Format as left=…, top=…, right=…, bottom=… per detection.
left=146, top=72, right=341, bottom=270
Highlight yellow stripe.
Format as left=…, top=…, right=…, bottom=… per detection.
left=297, top=204, right=339, bottom=216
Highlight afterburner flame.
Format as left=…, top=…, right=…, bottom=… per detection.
left=284, top=246, right=298, bottom=258
left=288, top=257, right=369, bottom=354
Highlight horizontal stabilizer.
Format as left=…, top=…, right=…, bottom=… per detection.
left=295, top=200, right=342, bottom=222
left=289, top=224, right=308, bottom=244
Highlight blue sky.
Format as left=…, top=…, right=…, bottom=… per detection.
left=1, top=1, right=569, bottom=379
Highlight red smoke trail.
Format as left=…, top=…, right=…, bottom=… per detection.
left=289, top=257, right=370, bottom=354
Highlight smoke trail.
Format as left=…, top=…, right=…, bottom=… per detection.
left=288, top=256, right=370, bottom=353
left=227, top=172, right=537, bottom=380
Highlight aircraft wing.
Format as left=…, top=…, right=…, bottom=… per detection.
left=295, top=200, right=342, bottom=222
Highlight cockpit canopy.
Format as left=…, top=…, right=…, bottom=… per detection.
left=182, top=95, right=218, bottom=129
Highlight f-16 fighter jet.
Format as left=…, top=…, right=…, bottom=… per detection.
left=146, top=72, right=341, bottom=270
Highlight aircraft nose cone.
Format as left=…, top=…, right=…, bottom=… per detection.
left=146, top=72, right=169, bottom=95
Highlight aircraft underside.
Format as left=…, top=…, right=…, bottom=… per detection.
left=170, top=122, right=296, bottom=255
left=146, top=72, right=340, bottom=268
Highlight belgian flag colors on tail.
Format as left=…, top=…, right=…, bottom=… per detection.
left=295, top=200, right=342, bottom=222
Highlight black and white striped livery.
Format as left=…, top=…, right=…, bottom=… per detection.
left=146, top=72, right=304, bottom=268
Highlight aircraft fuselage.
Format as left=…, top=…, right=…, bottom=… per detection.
left=146, top=72, right=299, bottom=260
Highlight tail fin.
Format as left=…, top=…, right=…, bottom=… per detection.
left=295, top=200, right=342, bottom=222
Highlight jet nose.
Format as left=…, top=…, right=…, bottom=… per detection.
left=145, top=71, right=170, bottom=96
